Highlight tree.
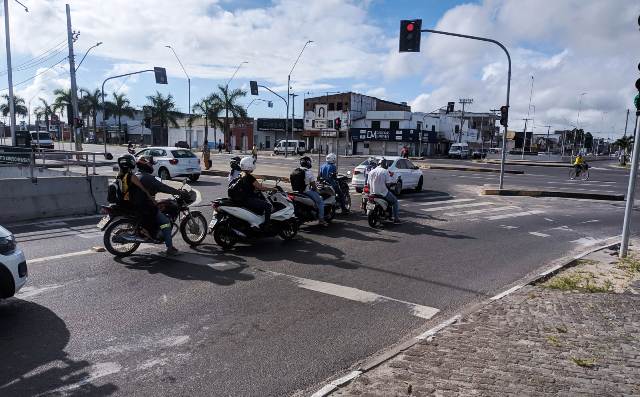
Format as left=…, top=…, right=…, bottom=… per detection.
left=79, top=88, right=102, bottom=141
left=52, top=88, right=72, bottom=120
left=190, top=96, right=223, bottom=143
left=146, top=91, right=180, bottom=144
left=0, top=94, right=28, bottom=118
left=208, top=84, right=247, bottom=147
left=584, top=132, right=593, bottom=150
left=105, top=92, right=135, bottom=143
left=33, top=98, right=54, bottom=133
left=614, top=136, right=633, bottom=166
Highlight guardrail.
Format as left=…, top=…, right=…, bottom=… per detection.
left=0, top=147, right=113, bottom=180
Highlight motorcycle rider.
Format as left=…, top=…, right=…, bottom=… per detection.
left=229, top=156, right=242, bottom=183
left=364, top=156, right=377, bottom=185
left=367, top=158, right=400, bottom=224
left=299, top=156, right=327, bottom=226
left=319, top=153, right=348, bottom=214
left=231, top=156, right=276, bottom=229
left=127, top=141, right=136, bottom=155
left=135, top=156, right=181, bottom=255
left=116, top=154, right=159, bottom=240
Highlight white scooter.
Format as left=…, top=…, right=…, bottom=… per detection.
left=209, top=182, right=298, bottom=249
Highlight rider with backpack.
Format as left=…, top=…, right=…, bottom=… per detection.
left=115, top=154, right=158, bottom=239
left=228, top=156, right=242, bottom=183
left=228, top=157, right=275, bottom=229
left=291, top=156, right=327, bottom=226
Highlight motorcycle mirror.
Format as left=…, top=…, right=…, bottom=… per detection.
left=112, top=165, right=119, bottom=172
left=346, top=170, right=352, bottom=176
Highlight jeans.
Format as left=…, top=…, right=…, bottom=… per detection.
left=156, top=211, right=173, bottom=248
left=384, top=191, right=399, bottom=220
left=244, top=196, right=272, bottom=224
left=329, top=179, right=346, bottom=209
left=305, top=190, right=325, bottom=220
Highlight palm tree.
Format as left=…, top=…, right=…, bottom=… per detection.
left=79, top=88, right=102, bottom=141
left=190, top=96, right=223, bottom=143
left=146, top=91, right=180, bottom=145
left=33, top=98, right=54, bottom=133
left=0, top=94, right=28, bottom=118
left=52, top=88, right=72, bottom=120
left=209, top=84, right=247, bottom=147
left=614, top=136, right=633, bottom=165
left=105, top=92, right=135, bottom=143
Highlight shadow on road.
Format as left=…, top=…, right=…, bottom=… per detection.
left=0, top=299, right=117, bottom=396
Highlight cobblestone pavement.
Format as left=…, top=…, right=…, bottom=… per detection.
left=334, top=285, right=640, bottom=396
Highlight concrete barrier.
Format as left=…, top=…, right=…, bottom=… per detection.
left=0, top=164, right=74, bottom=178
left=0, top=176, right=109, bottom=223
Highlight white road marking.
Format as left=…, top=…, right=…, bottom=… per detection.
left=444, top=205, right=519, bottom=217
left=45, top=362, right=122, bottom=394
left=311, top=371, right=363, bottom=397
left=266, top=270, right=439, bottom=320
left=499, top=225, right=519, bottom=229
left=78, top=232, right=103, bottom=239
left=29, top=249, right=97, bottom=264
left=422, top=202, right=493, bottom=212
left=579, top=219, right=600, bottom=224
left=418, top=198, right=475, bottom=206
left=16, top=284, right=63, bottom=299
left=7, top=214, right=103, bottom=228
left=490, top=285, right=524, bottom=301
left=529, top=232, right=550, bottom=237
left=544, top=218, right=555, bottom=222
left=485, top=210, right=545, bottom=220
left=571, top=236, right=605, bottom=246
left=551, top=225, right=573, bottom=232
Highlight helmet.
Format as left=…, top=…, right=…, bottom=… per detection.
left=136, top=156, right=154, bottom=173
left=300, top=156, right=312, bottom=169
left=379, top=158, right=389, bottom=169
left=117, top=154, right=136, bottom=171
left=240, top=156, right=256, bottom=172
left=230, top=156, right=241, bottom=171
left=326, top=153, right=337, bottom=164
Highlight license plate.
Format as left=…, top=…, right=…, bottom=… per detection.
left=208, top=218, right=218, bottom=229
left=366, top=203, right=376, bottom=210
left=97, top=216, right=110, bottom=229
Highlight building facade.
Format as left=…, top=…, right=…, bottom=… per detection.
left=254, top=118, right=304, bottom=150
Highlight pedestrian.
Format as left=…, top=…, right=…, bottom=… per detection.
left=218, top=139, right=223, bottom=154
left=251, top=144, right=258, bottom=162
left=227, top=142, right=231, bottom=153
left=401, top=146, right=409, bottom=159
left=202, top=139, right=211, bottom=170
left=259, top=142, right=263, bottom=151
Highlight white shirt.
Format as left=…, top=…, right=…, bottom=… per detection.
left=304, top=168, right=316, bottom=192
left=368, top=166, right=393, bottom=196
left=228, top=169, right=241, bottom=183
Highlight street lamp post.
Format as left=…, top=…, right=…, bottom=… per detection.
left=165, top=45, right=191, bottom=146
left=286, top=40, right=313, bottom=158
left=224, top=61, right=248, bottom=151
left=4, top=0, right=28, bottom=146
left=75, top=42, right=102, bottom=71
left=576, top=92, right=587, bottom=152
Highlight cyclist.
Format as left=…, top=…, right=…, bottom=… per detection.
left=572, top=154, right=587, bottom=179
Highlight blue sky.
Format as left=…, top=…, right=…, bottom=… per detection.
left=1, top=0, right=638, bottom=137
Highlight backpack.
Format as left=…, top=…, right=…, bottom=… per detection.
left=290, top=167, right=307, bottom=193
left=107, top=178, right=124, bottom=204
left=228, top=176, right=247, bottom=202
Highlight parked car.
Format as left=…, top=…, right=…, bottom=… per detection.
left=135, top=146, right=201, bottom=182
left=448, top=143, right=471, bottom=159
left=0, top=225, right=27, bottom=299
left=471, top=149, right=487, bottom=159
left=30, top=131, right=54, bottom=149
left=273, top=140, right=306, bottom=155
left=351, top=156, right=423, bottom=195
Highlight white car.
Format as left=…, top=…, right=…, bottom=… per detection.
left=135, top=146, right=201, bottom=182
left=0, top=225, right=27, bottom=299
left=351, top=156, right=423, bottom=195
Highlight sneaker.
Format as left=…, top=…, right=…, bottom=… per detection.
left=393, top=218, right=402, bottom=224
left=165, top=247, right=179, bottom=256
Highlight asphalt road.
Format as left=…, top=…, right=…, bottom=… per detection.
left=1, top=154, right=636, bottom=396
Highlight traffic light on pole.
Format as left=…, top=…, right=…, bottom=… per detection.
left=500, top=106, right=509, bottom=127
left=334, top=118, right=341, bottom=130
left=154, top=67, right=168, bottom=84
left=399, top=19, right=422, bottom=52
left=250, top=81, right=259, bottom=96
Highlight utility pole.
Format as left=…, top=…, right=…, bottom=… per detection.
left=458, top=98, right=473, bottom=143
left=66, top=4, right=81, bottom=152
left=620, top=112, right=640, bottom=258
left=520, top=118, right=532, bottom=159
left=624, top=108, right=630, bottom=137
left=290, top=93, right=298, bottom=156
left=543, top=125, right=552, bottom=158
left=3, top=0, right=21, bottom=146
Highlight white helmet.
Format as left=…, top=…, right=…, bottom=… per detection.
left=326, top=153, right=337, bottom=164
left=240, top=156, right=256, bottom=172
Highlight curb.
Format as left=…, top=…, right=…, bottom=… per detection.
left=421, top=164, right=524, bottom=174
left=201, top=169, right=290, bottom=182
left=482, top=188, right=624, bottom=201
left=311, top=236, right=623, bottom=396
left=484, top=160, right=571, bottom=168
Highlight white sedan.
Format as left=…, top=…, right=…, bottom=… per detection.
left=135, top=146, right=201, bottom=182
left=0, top=225, right=27, bottom=299
left=351, top=156, right=423, bottom=195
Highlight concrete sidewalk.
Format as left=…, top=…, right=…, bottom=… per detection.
left=327, top=244, right=640, bottom=396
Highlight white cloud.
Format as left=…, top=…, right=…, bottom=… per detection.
left=366, top=87, right=387, bottom=98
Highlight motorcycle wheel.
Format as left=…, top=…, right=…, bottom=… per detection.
left=343, top=193, right=352, bottom=211
left=325, top=205, right=336, bottom=222
left=367, top=208, right=381, bottom=228
left=278, top=220, right=299, bottom=240
left=213, top=221, right=237, bottom=249
left=103, top=218, right=140, bottom=257
left=180, top=211, right=208, bottom=246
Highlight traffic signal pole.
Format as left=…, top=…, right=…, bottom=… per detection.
left=419, top=28, right=511, bottom=189
left=620, top=112, right=640, bottom=258
left=66, top=4, right=82, bottom=152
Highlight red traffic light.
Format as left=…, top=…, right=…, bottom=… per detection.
left=406, top=23, right=415, bottom=32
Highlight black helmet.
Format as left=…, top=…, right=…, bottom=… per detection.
left=136, top=156, right=154, bottom=174
left=117, top=154, right=136, bottom=171
left=230, top=156, right=241, bottom=171
left=379, top=158, right=389, bottom=169
left=300, top=156, right=312, bottom=169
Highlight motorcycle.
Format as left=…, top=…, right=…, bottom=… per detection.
left=288, top=181, right=338, bottom=225
left=365, top=183, right=397, bottom=228
left=98, top=180, right=208, bottom=256
left=209, top=181, right=298, bottom=249
left=335, top=173, right=352, bottom=212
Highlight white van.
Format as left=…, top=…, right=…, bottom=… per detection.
left=448, top=143, right=471, bottom=159
left=30, top=131, right=54, bottom=149
left=274, top=140, right=306, bottom=155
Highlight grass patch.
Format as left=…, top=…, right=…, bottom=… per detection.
left=571, top=357, right=597, bottom=368
left=555, top=325, right=568, bottom=334
left=618, top=254, right=640, bottom=273
left=546, top=335, right=561, bottom=347
left=543, top=272, right=613, bottom=293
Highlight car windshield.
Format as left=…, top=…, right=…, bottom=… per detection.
left=171, top=150, right=196, bottom=158
left=31, top=133, right=51, bottom=140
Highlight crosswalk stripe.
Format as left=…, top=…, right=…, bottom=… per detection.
left=418, top=198, right=474, bottom=206
left=443, top=206, right=520, bottom=217
left=422, top=202, right=493, bottom=212
left=485, top=210, right=545, bottom=220
left=529, top=231, right=550, bottom=237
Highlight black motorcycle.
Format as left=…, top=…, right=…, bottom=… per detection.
left=99, top=182, right=207, bottom=256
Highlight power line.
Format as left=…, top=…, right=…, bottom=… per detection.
left=0, top=38, right=67, bottom=76
left=0, top=56, right=68, bottom=92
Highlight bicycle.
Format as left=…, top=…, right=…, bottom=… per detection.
left=569, top=164, right=589, bottom=181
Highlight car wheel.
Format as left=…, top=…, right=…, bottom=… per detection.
left=274, top=150, right=279, bottom=155
left=415, top=176, right=423, bottom=192
left=159, top=167, right=171, bottom=180
left=395, top=179, right=402, bottom=196
left=188, top=174, right=200, bottom=182
left=0, top=266, right=15, bottom=299
left=355, top=187, right=363, bottom=193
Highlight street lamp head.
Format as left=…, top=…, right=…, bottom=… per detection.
left=165, top=45, right=172, bottom=48
left=96, top=42, right=103, bottom=46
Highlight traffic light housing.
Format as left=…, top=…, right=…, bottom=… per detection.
left=500, top=106, right=509, bottom=127
left=334, top=118, right=341, bottom=130
left=399, top=19, right=422, bottom=52
left=446, top=102, right=454, bottom=113
left=250, top=81, right=259, bottom=96
left=154, top=67, right=168, bottom=84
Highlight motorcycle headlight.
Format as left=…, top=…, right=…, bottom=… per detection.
left=0, top=234, right=16, bottom=255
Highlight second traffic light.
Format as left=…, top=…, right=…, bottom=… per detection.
left=250, top=81, right=259, bottom=96
left=500, top=106, right=509, bottom=127
left=154, top=67, right=168, bottom=84
left=399, top=19, right=422, bottom=52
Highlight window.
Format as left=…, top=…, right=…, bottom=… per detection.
left=150, top=149, right=166, bottom=157
left=416, top=122, right=422, bottom=131
left=327, top=120, right=334, bottom=128
left=171, top=150, right=196, bottom=158
left=371, top=120, right=380, bottom=129
left=312, top=120, right=316, bottom=128
left=336, top=102, right=343, bottom=111
left=432, top=125, right=436, bottom=133
left=406, top=160, right=416, bottom=169
left=328, top=103, right=335, bottom=111
left=390, top=121, right=399, bottom=130
left=306, top=119, right=310, bottom=124
left=455, top=125, right=460, bottom=134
